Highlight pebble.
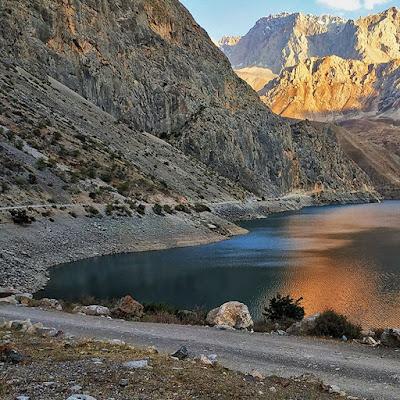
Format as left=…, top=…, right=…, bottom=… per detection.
left=122, top=359, right=148, bottom=369
left=119, top=378, right=129, bottom=387
left=69, top=385, right=83, bottom=392
left=67, top=396, right=97, bottom=400
left=16, top=396, right=30, bottom=400
left=171, top=346, right=189, bottom=360
left=269, top=386, right=277, bottom=393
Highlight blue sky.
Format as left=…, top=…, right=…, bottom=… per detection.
left=180, top=0, right=398, bottom=39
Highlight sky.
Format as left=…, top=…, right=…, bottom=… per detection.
left=180, top=0, right=399, bottom=40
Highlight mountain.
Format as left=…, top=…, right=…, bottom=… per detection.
left=261, top=56, right=400, bottom=121
left=0, top=0, right=376, bottom=211
left=220, top=8, right=400, bottom=74
left=218, top=8, right=399, bottom=199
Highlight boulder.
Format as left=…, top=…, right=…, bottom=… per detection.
left=206, top=301, right=253, bottom=330
left=0, top=295, right=18, bottom=305
left=15, top=293, right=33, bottom=306
left=286, top=313, right=320, bottom=336
left=171, top=346, right=189, bottom=360
left=37, top=298, right=62, bottom=311
left=0, top=287, right=21, bottom=298
left=73, top=305, right=110, bottom=317
left=111, top=295, right=143, bottom=319
left=381, top=328, right=400, bottom=347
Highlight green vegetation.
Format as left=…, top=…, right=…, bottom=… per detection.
left=9, top=209, right=35, bottom=225
left=263, top=294, right=305, bottom=323
left=310, top=310, right=362, bottom=339
left=153, top=203, right=164, bottom=216
left=175, top=204, right=191, bottom=214
left=36, top=157, right=48, bottom=171
left=193, top=203, right=211, bottom=213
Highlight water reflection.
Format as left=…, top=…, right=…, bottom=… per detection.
left=39, top=201, right=400, bottom=328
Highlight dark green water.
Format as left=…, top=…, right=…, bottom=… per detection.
left=39, top=201, right=400, bottom=327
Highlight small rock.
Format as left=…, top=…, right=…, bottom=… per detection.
left=199, top=354, right=217, bottom=366
left=122, top=359, right=148, bottom=369
left=269, top=386, right=277, bottom=393
left=249, top=369, right=264, bottom=380
left=16, top=396, right=30, bottom=400
left=171, top=346, right=189, bottom=360
left=119, top=379, right=129, bottom=387
left=67, top=396, right=97, bottom=400
left=69, top=385, right=83, bottom=392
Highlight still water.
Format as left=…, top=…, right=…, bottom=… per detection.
left=40, top=201, right=400, bottom=328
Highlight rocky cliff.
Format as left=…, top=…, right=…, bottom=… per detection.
left=220, top=8, right=400, bottom=121
left=261, top=56, right=400, bottom=121
left=0, top=0, right=376, bottom=206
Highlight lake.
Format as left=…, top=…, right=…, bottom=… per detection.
left=39, top=201, right=400, bottom=328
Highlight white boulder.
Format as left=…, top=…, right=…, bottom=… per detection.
left=73, top=305, right=110, bottom=317
left=206, top=301, right=253, bottom=330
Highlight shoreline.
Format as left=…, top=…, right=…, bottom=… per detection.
left=0, top=192, right=379, bottom=294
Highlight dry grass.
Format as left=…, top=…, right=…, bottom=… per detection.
left=0, top=328, right=340, bottom=400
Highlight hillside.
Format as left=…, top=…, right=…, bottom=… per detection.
left=0, top=0, right=376, bottom=205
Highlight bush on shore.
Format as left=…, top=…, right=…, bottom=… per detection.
left=310, top=310, right=362, bottom=339
left=263, top=294, right=305, bottom=325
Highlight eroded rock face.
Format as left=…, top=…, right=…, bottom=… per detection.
left=0, top=0, right=376, bottom=200
left=206, top=301, right=253, bottom=330
left=111, top=296, right=144, bottom=319
left=261, top=57, right=400, bottom=121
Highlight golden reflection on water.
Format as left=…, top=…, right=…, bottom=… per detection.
left=273, top=205, right=400, bottom=328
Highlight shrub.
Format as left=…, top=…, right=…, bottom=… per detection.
left=86, top=206, right=100, bottom=216
left=136, top=204, right=146, bottom=215
left=15, top=139, right=24, bottom=150
left=163, top=204, right=175, bottom=214
left=175, top=204, right=191, bottom=214
left=263, top=294, right=305, bottom=323
left=105, top=203, right=114, bottom=216
left=9, top=209, right=35, bottom=225
left=36, top=157, right=47, bottom=171
left=193, top=203, right=211, bottom=213
left=310, top=310, right=361, bottom=339
left=28, top=174, right=37, bottom=184
left=153, top=203, right=164, bottom=216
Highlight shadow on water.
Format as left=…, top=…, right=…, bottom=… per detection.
left=39, top=201, right=400, bottom=327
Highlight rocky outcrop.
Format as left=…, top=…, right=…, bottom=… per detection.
left=0, top=0, right=376, bottom=201
left=381, top=328, right=400, bottom=348
left=261, top=57, right=400, bottom=121
left=206, top=301, right=253, bottom=329
left=111, top=295, right=144, bottom=320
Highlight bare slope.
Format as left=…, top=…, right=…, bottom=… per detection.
left=0, top=0, right=375, bottom=203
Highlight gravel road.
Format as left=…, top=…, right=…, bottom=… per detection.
left=1, top=305, right=399, bottom=399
